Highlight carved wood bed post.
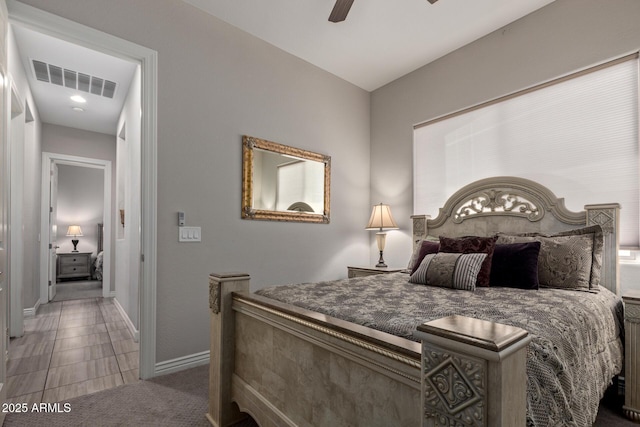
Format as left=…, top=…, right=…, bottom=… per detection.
left=415, top=315, right=531, bottom=427
left=208, top=273, right=250, bottom=427
left=412, top=214, right=428, bottom=252
left=585, top=203, right=621, bottom=295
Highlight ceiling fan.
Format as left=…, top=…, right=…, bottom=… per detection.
left=329, top=0, right=439, bottom=23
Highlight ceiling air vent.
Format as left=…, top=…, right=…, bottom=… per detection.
left=78, top=73, right=90, bottom=92
left=49, top=65, right=63, bottom=86
left=90, top=77, right=103, bottom=95
left=31, top=59, right=117, bottom=99
left=32, top=60, right=49, bottom=82
left=103, top=80, right=116, bottom=98
left=64, top=69, right=76, bottom=88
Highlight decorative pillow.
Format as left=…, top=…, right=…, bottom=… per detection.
left=489, top=242, right=541, bottom=289
left=410, top=252, right=487, bottom=291
left=410, top=240, right=440, bottom=275
left=551, top=225, right=603, bottom=290
left=496, top=225, right=602, bottom=291
left=438, top=236, right=498, bottom=287
left=407, top=236, right=440, bottom=271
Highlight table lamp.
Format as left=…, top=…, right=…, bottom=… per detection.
left=66, top=225, right=83, bottom=252
left=366, top=203, right=399, bottom=267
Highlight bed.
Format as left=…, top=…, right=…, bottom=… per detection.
left=208, top=176, right=623, bottom=427
left=94, top=223, right=104, bottom=280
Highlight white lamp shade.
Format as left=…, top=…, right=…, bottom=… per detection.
left=66, top=225, right=83, bottom=237
left=366, top=203, right=399, bottom=230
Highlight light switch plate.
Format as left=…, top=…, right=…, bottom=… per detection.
left=179, top=226, right=201, bottom=242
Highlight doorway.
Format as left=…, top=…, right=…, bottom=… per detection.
left=7, top=1, right=158, bottom=379
left=40, top=152, right=112, bottom=303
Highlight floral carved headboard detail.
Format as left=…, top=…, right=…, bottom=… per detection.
left=454, top=189, right=541, bottom=223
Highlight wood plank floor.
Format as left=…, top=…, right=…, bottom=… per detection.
left=5, top=298, right=139, bottom=404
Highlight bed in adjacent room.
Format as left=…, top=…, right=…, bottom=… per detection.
left=94, top=222, right=104, bottom=280
left=207, top=176, right=623, bottom=427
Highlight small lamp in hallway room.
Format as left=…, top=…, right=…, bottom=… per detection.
left=66, top=225, right=83, bottom=252
left=366, top=203, right=399, bottom=268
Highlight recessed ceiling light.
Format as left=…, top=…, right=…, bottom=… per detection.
left=72, top=106, right=84, bottom=112
left=70, top=95, right=86, bottom=103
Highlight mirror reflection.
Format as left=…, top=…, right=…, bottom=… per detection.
left=242, top=136, right=330, bottom=223
left=253, top=149, right=325, bottom=213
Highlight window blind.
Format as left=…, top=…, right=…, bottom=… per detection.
left=414, top=56, right=639, bottom=247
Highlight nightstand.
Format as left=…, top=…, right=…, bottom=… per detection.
left=623, top=291, right=640, bottom=422
left=57, top=252, right=92, bottom=280
left=347, top=266, right=404, bottom=278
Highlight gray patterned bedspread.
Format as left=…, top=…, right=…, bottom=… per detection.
left=255, top=272, right=624, bottom=427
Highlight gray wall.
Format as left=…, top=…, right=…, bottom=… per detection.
left=56, top=164, right=104, bottom=256
left=8, top=24, right=42, bottom=310
left=370, top=0, right=640, bottom=269
left=20, top=0, right=371, bottom=362
left=41, top=123, right=117, bottom=293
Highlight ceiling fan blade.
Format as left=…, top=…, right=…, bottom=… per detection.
left=427, top=0, right=439, bottom=3
left=329, top=0, right=355, bottom=23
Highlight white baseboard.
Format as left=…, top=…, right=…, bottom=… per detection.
left=109, top=291, right=116, bottom=298
left=154, top=350, right=210, bottom=376
left=23, top=299, right=41, bottom=318
left=113, top=297, right=140, bottom=342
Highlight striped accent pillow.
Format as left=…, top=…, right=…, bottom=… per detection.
left=409, top=252, right=487, bottom=291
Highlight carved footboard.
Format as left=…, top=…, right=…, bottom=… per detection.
left=208, top=273, right=530, bottom=427
left=415, top=316, right=531, bottom=426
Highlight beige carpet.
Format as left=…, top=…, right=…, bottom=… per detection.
left=3, top=364, right=216, bottom=427
left=1, top=364, right=633, bottom=426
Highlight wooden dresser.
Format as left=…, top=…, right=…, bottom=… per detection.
left=57, top=252, right=92, bottom=280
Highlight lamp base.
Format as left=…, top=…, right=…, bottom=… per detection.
left=376, top=250, right=387, bottom=268
left=72, top=239, right=79, bottom=252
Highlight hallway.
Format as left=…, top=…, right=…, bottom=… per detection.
left=5, top=298, right=139, bottom=404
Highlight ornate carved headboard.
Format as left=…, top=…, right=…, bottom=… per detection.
left=412, top=176, right=621, bottom=295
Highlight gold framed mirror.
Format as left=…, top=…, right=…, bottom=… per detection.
left=242, top=135, right=331, bottom=223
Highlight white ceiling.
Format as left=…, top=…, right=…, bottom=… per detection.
left=11, top=24, right=137, bottom=136
left=183, top=0, right=556, bottom=91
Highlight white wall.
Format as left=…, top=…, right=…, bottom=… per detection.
left=20, top=0, right=372, bottom=362
left=115, top=64, right=141, bottom=330
left=8, top=24, right=42, bottom=309
left=370, top=0, right=640, bottom=285
left=41, top=123, right=117, bottom=292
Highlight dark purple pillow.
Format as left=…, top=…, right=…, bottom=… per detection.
left=410, top=240, right=440, bottom=275
left=490, top=242, right=541, bottom=289
left=439, top=236, right=498, bottom=287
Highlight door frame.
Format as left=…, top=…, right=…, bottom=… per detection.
left=40, top=152, right=112, bottom=300
left=8, top=0, right=158, bottom=379
left=0, top=1, right=9, bottom=419
left=8, top=75, right=23, bottom=337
